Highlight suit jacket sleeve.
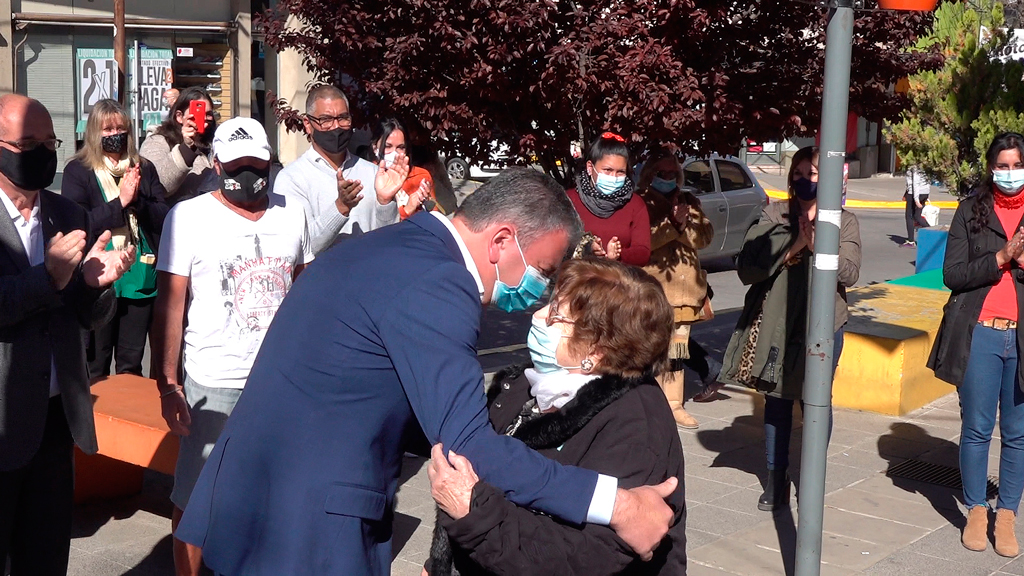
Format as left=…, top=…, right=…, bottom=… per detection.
left=443, top=445, right=673, bottom=575
left=61, top=160, right=126, bottom=238
left=378, top=264, right=597, bottom=525
left=0, top=265, right=63, bottom=328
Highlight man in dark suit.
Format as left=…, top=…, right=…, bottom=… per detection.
left=0, top=94, right=135, bottom=575
left=176, top=168, right=677, bottom=575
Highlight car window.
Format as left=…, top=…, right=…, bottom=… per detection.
left=715, top=160, right=754, bottom=192
left=683, top=161, right=716, bottom=194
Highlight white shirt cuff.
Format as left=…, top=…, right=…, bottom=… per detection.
left=586, top=474, right=618, bottom=525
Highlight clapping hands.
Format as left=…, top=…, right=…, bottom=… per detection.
left=46, top=230, right=134, bottom=290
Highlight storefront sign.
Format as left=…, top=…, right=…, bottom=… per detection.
left=76, top=48, right=174, bottom=133
left=979, top=27, right=1024, bottom=62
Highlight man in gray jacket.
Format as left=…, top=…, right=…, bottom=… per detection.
left=0, top=94, right=135, bottom=575
left=274, top=85, right=409, bottom=254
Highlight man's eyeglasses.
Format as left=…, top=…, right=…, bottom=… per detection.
left=0, top=138, right=62, bottom=152
left=306, top=114, right=353, bottom=129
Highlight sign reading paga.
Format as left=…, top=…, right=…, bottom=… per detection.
left=76, top=47, right=174, bottom=133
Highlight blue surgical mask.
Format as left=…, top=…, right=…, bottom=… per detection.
left=528, top=317, right=568, bottom=374
left=994, top=169, right=1024, bottom=196
left=595, top=173, right=626, bottom=195
left=492, top=235, right=550, bottom=313
left=651, top=177, right=677, bottom=195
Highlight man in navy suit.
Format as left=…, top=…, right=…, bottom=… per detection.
left=176, top=168, right=677, bottom=575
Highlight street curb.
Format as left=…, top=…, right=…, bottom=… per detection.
left=764, top=187, right=959, bottom=210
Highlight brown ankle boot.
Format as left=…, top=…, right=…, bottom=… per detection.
left=995, top=508, right=1019, bottom=557
left=658, top=372, right=698, bottom=429
left=962, top=506, right=988, bottom=551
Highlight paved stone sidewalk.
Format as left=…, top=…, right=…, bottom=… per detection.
left=65, top=382, right=1024, bottom=576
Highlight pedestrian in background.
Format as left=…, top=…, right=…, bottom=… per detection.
left=371, top=118, right=439, bottom=220
left=275, top=85, right=406, bottom=254
left=139, top=87, right=216, bottom=205
left=62, top=99, right=169, bottom=379
left=719, top=146, right=861, bottom=512
left=567, top=132, right=651, bottom=266
left=0, top=94, right=133, bottom=576
left=636, top=148, right=717, bottom=429
left=150, top=118, right=313, bottom=576
left=903, top=164, right=930, bottom=247
left=929, top=132, right=1024, bottom=557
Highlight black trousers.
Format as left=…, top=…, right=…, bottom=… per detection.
left=905, top=193, right=929, bottom=242
left=88, top=296, right=155, bottom=379
left=0, top=397, right=74, bottom=576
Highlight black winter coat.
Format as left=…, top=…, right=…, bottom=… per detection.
left=61, top=158, right=169, bottom=255
left=428, top=365, right=687, bottom=576
left=928, top=192, right=1024, bottom=386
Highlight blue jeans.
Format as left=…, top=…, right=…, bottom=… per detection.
left=959, top=325, right=1024, bottom=511
left=764, top=329, right=844, bottom=472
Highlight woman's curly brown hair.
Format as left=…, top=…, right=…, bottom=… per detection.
left=548, top=258, right=674, bottom=378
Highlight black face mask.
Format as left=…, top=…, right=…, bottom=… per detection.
left=312, top=127, right=352, bottom=155
left=219, top=164, right=270, bottom=205
left=101, top=132, right=129, bottom=154
left=0, top=145, right=58, bottom=191
left=793, top=177, right=818, bottom=201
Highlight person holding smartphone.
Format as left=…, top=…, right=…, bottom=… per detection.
left=275, top=85, right=407, bottom=255
left=139, top=87, right=217, bottom=205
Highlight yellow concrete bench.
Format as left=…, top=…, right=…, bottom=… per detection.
left=833, top=283, right=954, bottom=416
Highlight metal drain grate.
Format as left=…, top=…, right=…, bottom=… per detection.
left=886, top=459, right=998, bottom=500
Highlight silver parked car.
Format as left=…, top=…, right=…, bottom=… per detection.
left=680, top=155, right=769, bottom=260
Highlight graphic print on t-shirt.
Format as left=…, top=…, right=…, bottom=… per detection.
left=217, top=233, right=295, bottom=341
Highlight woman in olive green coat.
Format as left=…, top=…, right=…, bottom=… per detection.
left=719, top=146, right=861, bottom=512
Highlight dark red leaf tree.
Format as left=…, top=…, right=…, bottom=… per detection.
left=260, top=0, right=939, bottom=184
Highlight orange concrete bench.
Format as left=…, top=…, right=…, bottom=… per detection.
left=74, top=374, right=179, bottom=502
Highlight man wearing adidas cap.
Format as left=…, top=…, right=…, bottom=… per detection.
left=150, top=117, right=314, bottom=576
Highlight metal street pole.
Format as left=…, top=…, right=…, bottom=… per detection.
left=794, top=1, right=854, bottom=575
left=113, top=0, right=127, bottom=106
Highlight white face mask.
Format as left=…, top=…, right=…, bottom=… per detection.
left=594, top=172, right=626, bottom=195
left=994, top=169, right=1024, bottom=196
left=382, top=151, right=398, bottom=168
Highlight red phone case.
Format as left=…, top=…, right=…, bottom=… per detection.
left=190, top=101, right=207, bottom=134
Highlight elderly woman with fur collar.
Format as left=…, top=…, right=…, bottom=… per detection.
left=424, top=258, right=687, bottom=576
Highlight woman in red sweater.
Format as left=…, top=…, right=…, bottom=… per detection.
left=566, top=133, right=651, bottom=266
left=930, top=133, right=1024, bottom=557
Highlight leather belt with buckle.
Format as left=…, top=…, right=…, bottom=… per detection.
left=980, top=318, right=1018, bottom=330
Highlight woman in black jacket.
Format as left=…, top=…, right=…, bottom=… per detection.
left=929, top=133, right=1024, bottom=558
left=425, top=258, right=686, bottom=576
left=62, top=99, right=169, bottom=378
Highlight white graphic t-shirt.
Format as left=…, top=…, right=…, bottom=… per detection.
left=158, top=192, right=314, bottom=389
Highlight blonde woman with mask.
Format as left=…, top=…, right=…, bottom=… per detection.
left=63, top=99, right=169, bottom=379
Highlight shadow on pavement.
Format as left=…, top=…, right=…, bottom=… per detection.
left=877, top=422, right=965, bottom=530
left=772, top=506, right=798, bottom=576
left=887, top=233, right=910, bottom=246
